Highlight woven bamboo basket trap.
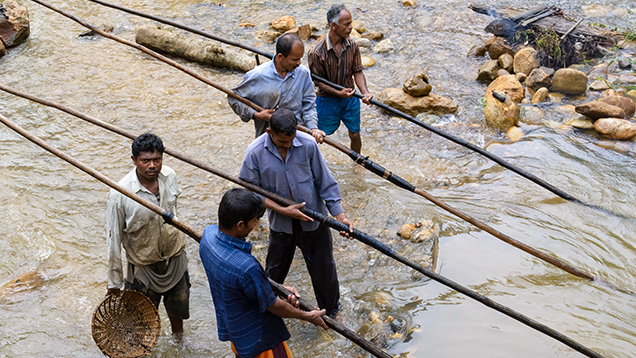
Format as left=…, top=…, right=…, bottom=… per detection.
left=92, top=290, right=161, bottom=358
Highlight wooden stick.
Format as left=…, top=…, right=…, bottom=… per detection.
left=80, top=0, right=633, bottom=221
left=2, top=83, right=629, bottom=296
left=561, top=18, right=586, bottom=40
left=0, top=112, right=391, bottom=358
left=0, top=104, right=608, bottom=358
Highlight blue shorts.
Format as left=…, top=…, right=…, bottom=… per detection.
left=316, top=96, right=360, bottom=135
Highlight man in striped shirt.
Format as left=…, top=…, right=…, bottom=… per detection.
left=308, top=4, right=373, bottom=154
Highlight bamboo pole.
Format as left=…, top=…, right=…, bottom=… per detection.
left=2, top=82, right=630, bottom=296
left=82, top=0, right=633, bottom=221
left=0, top=111, right=606, bottom=358
left=0, top=112, right=392, bottom=358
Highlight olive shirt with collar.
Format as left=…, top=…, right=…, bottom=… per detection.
left=106, top=165, right=186, bottom=290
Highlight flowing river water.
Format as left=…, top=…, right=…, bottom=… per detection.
left=1, top=0, right=636, bottom=357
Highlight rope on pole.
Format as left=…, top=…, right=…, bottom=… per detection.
left=82, top=0, right=634, bottom=221
left=0, top=108, right=607, bottom=357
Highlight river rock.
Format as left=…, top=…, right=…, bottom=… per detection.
left=526, top=68, right=552, bottom=94
left=349, top=28, right=362, bottom=39
left=484, top=94, right=520, bottom=131
left=136, top=25, right=256, bottom=72
left=399, top=224, right=416, bottom=240
left=402, top=0, right=416, bottom=6
left=477, top=60, right=499, bottom=82
left=0, top=0, right=29, bottom=47
left=362, top=30, right=384, bottom=41
left=374, top=39, right=394, bottom=53
left=627, top=90, right=636, bottom=103
left=575, top=101, right=625, bottom=120
left=409, top=222, right=438, bottom=244
left=618, top=59, right=632, bottom=69
left=255, top=29, right=281, bottom=43
left=0, top=40, right=5, bottom=57
left=467, top=44, right=487, bottom=57
left=515, top=72, right=527, bottom=83
left=270, top=16, right=296, bottom=32
left=506, top=126, right=524, bottom=142
left=352, top=20, right=366, bottom=33
left=619, top=73, right=636, bottom=84
left=597, top=95, right=636, bottom=116
left=403, top=72, right=431, bottom=96
left=498, top=53, right=514, bottom=73
left=531, top=87, right=549, bottom=104
left=594, top=118, right=636, bottom=140
left=487, top=37, right=515, bottom=60
left=589, top=79, right=610, bottom=91
left=485, top=74, right=524, bottom=103
left=587, top=63, right=608, bottom=78
left=285, top=24, right=311, bottom=41
left=361, top=55, right=375, bottom=68
left=354, top=37, right=372, bottom=48
left=567, top=118, right=595, bottom=129
left=551, top=68, right=588, bottom=95
left=513, top=47, right=540, bottom=76
left=378, top=88, right=458, bottom=116
left=497, top=69, right=510, bottom=78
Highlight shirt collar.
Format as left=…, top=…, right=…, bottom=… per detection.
left=214, top=225, right=252, bottom=254
left=264, top=132, right=303, bottom=159
left=129, top=168, right=166, bottom=194
left=326, top=33, right=350, bottom=53
left=267, top=58, right=297, bottom=80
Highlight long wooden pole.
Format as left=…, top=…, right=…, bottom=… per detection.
left=0, top=110, right=606, bottom=358
left=1, top=83, right=629, bottom=296
left=0, top=112, right=392, bottom=358
left=81, top=0, right=633, bottom=221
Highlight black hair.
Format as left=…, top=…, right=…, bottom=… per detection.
left=218, top=188, right=266, bottom=231
left=275, top=33, right=303, bottom=57
left=132, top=133, right=165, bottom=158
left=270, top=109, right=297, bottom=136
left=327, top=4, right=348, bottom=26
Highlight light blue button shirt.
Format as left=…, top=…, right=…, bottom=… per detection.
left=239, top=131, right=344, bottom=234
left=228, top=60, right=319, bottom=130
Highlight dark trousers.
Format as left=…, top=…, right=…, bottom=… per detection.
left=266, top=220, right=340, bottom=314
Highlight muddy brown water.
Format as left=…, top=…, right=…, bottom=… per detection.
left=1, top=0, right=636, bottom=357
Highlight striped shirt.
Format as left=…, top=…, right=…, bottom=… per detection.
left=308, top=34, right=364, bottom=97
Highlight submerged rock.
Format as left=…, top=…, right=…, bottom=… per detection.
left=506, top=126, right=524, bottom=142
left=255, top=29, right=281, bottom=43
left=374, top=39, right=394, bottom=53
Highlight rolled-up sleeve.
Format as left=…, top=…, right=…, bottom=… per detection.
left=106, top=190, right=125, bottom=289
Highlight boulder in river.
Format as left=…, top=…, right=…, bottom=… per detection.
left=498, top=53, right=514, bottom=73
left=477, top=60, right=499, bottom=82
left=597, top=95, right=635, bottom=116
left=485, top=36, right=515, bottom=60
left=270, top=16, right=296, bottom=32
left=526, top=68, right=552, bottom=94
left=594, top=118, right=636, bottom=140
left=513, top=47, right=540, bottom=76
left=484, top=93, right=520, bottom=131
left=403, top=72, right=432, bottom=97
left=136, top=25, right=256, bottom=72
left=285, top=24, right=311, bottom=41
left=485, top=74, right=525, bottom=103
left=351, top=20, right=366, bottom=33
left=551, top=68, right=588, bottom=95
left=361, top=30, right=384, bottom=41
left=0, top=0, right=30, bottom=47
left=378, top=88, right=458, bottom=117
left=575, top=101, right=625, bottom=121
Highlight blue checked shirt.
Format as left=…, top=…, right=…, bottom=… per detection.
left=199, top=225, right=290, bottom=358
left=239, top=131, right=344, bottom=234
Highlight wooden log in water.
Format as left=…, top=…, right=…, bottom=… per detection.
left=469, top=3, right=615, bottom=43
left=135, top=25, right=257, bottom=73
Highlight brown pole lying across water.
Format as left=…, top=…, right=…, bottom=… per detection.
left=1, top=78, right=629, bottom=297
left=0, top=112, right=392, bottom=358
left=0, top=111, right=607, bottom=358
left=82, top=0, right=634, bottom=222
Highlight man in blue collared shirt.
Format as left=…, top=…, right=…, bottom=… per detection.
left=239, top=109, right=353, bottom=318
left=200, top=188, right=327, bottom=358
left=228, top=33, right=325, bottom=141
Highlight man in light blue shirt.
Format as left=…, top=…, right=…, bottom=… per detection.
left=239, top=109, right=353, bottom=318
left=228, top=33, right=324, bottom=141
